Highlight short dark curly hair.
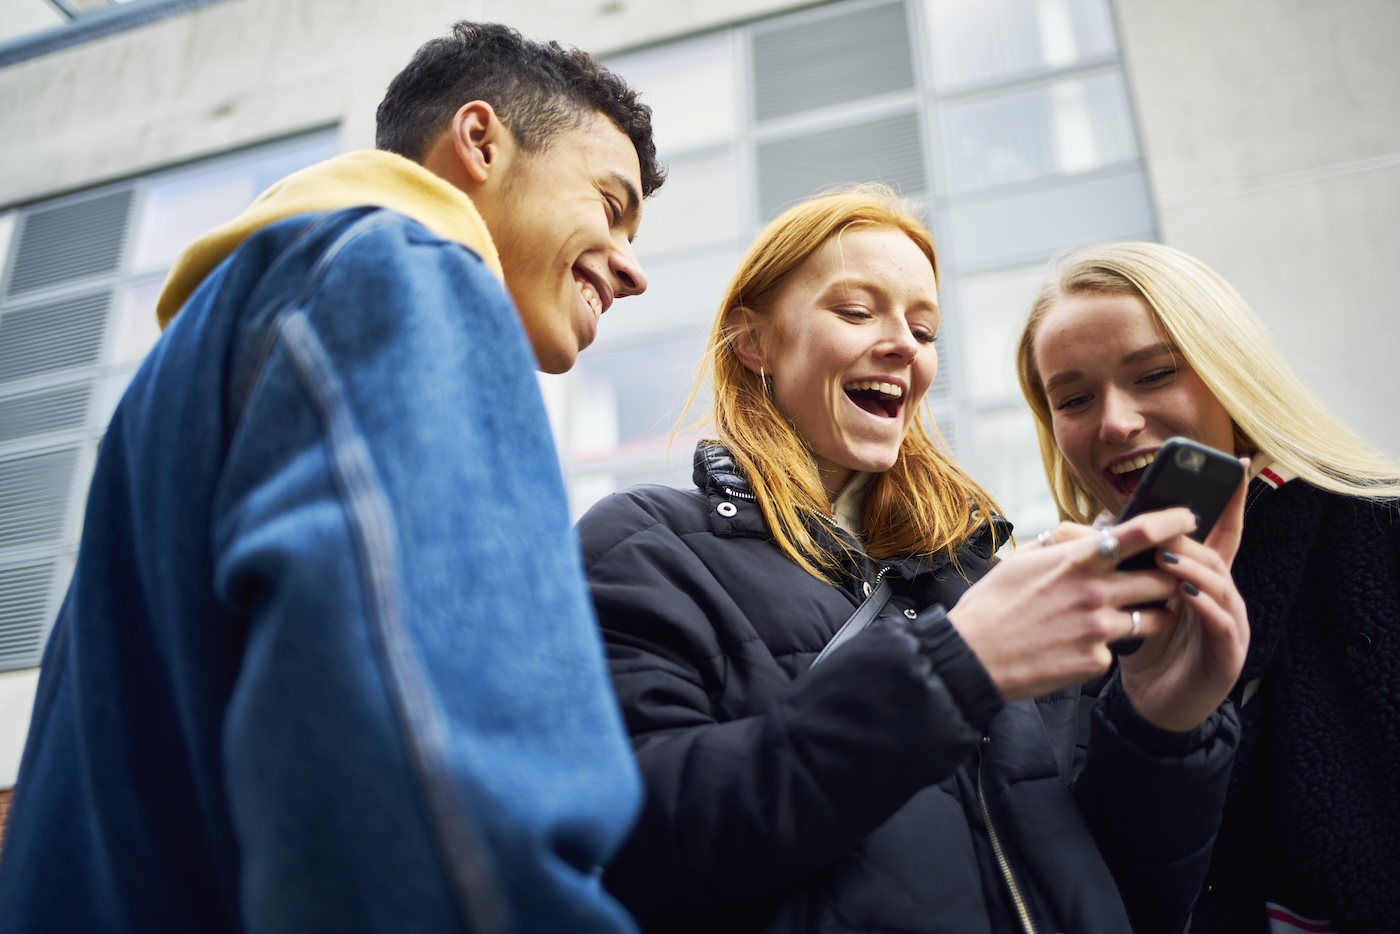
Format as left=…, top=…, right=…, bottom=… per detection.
left=376, top=21, right=665, bottom=197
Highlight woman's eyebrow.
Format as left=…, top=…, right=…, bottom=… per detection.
left=823, top=277, right=939, bottom=311
left=1122, top=342, right=1176, bottom=366
left=1043, top=343, right=1176, bottom=394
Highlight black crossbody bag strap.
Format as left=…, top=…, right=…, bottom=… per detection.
left=810, top=578, right=893, bottom=669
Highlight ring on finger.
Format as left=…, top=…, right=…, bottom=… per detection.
left=1128, top=609, right=1142, bottom=639
left=1096, top=527, right=1120, bottom=563
left=1036, top=529, right=1055, bottom=548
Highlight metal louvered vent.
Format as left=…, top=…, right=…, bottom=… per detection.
left=0, top=291, right=111, bottom=385
left=752, top=1, right=914, bottom=123
left=0, top=562, right=55, bottom=671
left=0, top=448, right=79, bottom=550
left=6, top=188, right=133, bottom=297
left=757, top=111, right=926, bottom=219
left=0, top=385, right=92, bottom=445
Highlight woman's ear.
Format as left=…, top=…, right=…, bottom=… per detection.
left=724, top=305, right=765, bottom=375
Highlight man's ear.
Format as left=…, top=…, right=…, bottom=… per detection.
left=724, top=305, right=766, bottom=374
left=449, top=100, right=510, bottom=186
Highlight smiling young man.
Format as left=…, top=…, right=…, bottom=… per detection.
left=0, top=22, right=663, bottom=934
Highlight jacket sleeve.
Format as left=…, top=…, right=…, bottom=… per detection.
left=1072, top=672, right=1241, bottom=934
left=578, top=500, right=1005, bottom=924
left=209, top=212, right=639, bottom=933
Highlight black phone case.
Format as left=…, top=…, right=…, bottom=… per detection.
left=1110, top=439, right=1243, bottom=655
left=1115, top=438, right=1244, bottom=572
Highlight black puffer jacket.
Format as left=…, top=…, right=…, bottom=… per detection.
left=578, top=443, right=1240, bottom=934
left=1191, top=479, right=1400, bottom=932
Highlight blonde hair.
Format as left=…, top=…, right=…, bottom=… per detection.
left=687, top=185, right=1002, bottom=581
left=1015, top=240, right=1400, bottom=523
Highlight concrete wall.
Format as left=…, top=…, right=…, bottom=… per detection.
left=0, top=0, right=815, bottom=207
left=1116, top=0, right=1400, bottom=458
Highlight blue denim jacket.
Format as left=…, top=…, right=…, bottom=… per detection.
left=0, top=208, right=641, bottom=933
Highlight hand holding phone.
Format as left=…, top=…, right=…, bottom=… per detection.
left=1111, top=437, right=1244, bottom=653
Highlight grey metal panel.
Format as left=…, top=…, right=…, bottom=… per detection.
left=0, top=384, right=92, bottom=444
left=752, top=0, right=914, bottom=123
left=6, top=188, right=133, bottom=296
left=757, top=110, right=926, bottom=220
left=0, top=561, right=55, bottom=672
left=945, top=169, right=1154, bottom=270
left=0, top=447, right=79, bottom=550
left=0, top=291, right=111, bottom=384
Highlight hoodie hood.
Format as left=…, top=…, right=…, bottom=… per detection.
left=155, top=149, right=504, bottom=329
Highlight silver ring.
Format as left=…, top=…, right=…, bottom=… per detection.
left=1129, top=609, right=1142, bottom=639
left=1096, top=528, right=1120, bottom=563
left=1036, top=529, right=1055, bottom=548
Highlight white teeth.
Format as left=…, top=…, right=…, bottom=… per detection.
left=845, top=380, right=903, bottom=399
left=1109, top=452, right=1156, bottom=475
left=577, top=279, right=602, bottom=317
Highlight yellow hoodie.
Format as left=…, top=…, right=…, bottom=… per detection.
left=155, top=150, right=504, bottom=329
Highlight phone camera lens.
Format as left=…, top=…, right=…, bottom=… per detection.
left=1176, top=448, right=1207, bottom=471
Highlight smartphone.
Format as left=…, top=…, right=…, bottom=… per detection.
left=1111, top=437, right=1244, bottom=653
left=1115, top=437, right=1244, bottom=568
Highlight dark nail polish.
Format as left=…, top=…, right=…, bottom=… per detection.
left=1182, top=581, right=1200, bottom=597
left=1161, top=552, right=1180, bottom=565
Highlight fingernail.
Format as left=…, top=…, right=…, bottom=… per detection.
left=1182, top=581, right=1200, bottom=597
left=1161, top=552, right=1180, bottom=564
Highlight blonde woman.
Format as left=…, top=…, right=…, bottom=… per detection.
left=577, top=190, right=1248, bottom=934
left=1017, top=239, right=1400, bottom=933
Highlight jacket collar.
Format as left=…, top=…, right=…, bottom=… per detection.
left=694, top=440, right=751, bottom=499
left=690, top=441, right=1011, bottom=574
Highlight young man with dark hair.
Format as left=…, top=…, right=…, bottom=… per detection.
left=0, top=22, right=662, bottom=934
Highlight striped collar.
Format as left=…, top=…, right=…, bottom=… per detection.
left=1248, top=454, right=1296, bottom=490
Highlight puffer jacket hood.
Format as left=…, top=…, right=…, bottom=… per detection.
left=691, top=439, right=1009, bottom=582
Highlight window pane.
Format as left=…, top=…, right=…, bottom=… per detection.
left=0, top=214, right=16, bottom=286
left=634, top=147, right=740, bottom=257
left=943, top=168, right=1154, bottom=270
left=941, top=71, right=1136, bottom=194
left=758, top=110, right=926, bottom=220
left=606, top=31, right=737, bottom=154
left=954, top=265, right=1046, bottom=401
left=131, top=132, right=336, bottom=274
left=112, top=278, right=163, bottom=365
left=592, top=244, right=739, bottom=345
left=566, top=337, right=705, bottom=459
left=752, top=0, right=915, bottom=122
left=970, top=407, right=1060, bottom=534
left=926, top=0, right=1116, bottom=89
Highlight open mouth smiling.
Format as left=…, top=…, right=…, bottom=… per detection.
left=844, top=379, right=904, bottom=419
left=1105, top=450, right=1156, bottom=495
left=574, top=266, right=610, bottom=319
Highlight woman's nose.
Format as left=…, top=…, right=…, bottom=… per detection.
left=1098, top=389, right=1145, bottom=443
left=880, top=324, right=921, bottom=361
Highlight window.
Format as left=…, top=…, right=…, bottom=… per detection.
left=579, top=0, right=1155, bottom=526
left=0, top=129, right=336, bottom=671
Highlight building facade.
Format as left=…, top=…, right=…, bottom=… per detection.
left=0, top=0, right=1396, bottom=786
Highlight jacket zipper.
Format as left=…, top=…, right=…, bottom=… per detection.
left=723, top=486, right=841, bottom=526
left=976, top=736, right=1038, bottom=934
